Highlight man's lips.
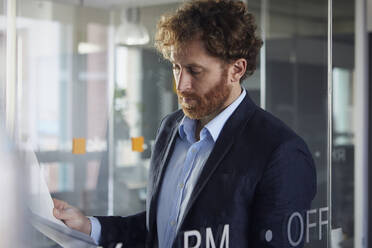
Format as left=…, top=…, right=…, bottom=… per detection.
left=178, top=93, right=199, bottom=107
left=181, top=97, right=196, bottom=104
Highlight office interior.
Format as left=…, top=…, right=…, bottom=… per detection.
left=0, top=0, right=371, bottom=247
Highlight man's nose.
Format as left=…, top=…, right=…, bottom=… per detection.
left=176, top=69, right=192, bottom=92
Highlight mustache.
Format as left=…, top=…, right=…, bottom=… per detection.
left=176, top=91, right=198, bottom=98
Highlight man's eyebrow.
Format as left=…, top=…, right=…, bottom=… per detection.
left=169, top=61, right=204, bottom=68
left=185, top=63, right=204, bottom=68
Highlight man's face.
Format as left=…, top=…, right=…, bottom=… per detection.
left=171, top=39, right=232, bottom=120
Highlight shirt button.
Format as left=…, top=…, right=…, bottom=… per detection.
left=192, top=148, right=197, bottom=153
left=171, top=221, right=176, bottom=226
left=179, top=183, right=184, bottom=189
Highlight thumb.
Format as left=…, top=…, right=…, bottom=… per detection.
left=53, top=207, right=61, bottom=217
left=53, top=206, right=74, bottom=221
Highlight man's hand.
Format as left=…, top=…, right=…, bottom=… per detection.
left=52, top=198, right=92, bottom=235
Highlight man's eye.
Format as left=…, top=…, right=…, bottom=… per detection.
left=188, top=68, right=201, bottom=75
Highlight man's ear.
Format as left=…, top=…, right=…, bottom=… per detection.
left=229, top=58, right=247, bottom=83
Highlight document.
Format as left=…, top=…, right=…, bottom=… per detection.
left=31, top=213, right=97, bottom=248
left=27, top=149, right=64, bottom=226
left=27, top=149, right=96, bottom=247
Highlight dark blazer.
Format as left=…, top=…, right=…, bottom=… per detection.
left=96, top=93, right=317, bottom=248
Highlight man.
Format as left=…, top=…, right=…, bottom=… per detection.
left=53, top=0, right=317, bottom=247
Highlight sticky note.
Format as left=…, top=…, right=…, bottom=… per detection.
left=72, top=138, right=86, bottom=154
left=131, top=136, right=144, bottom=152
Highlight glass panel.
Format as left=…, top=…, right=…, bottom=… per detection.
left=112, top=5, right=179, bottom=216
left=13, top=0, right=338, bottom=247
left=242, top=0, right=262, bottom=105
left=113, top=2, right=331, bottom=245
left=15, top=1, right=111, bottom=246
left=255, top=0, right=330, bottom=246
left=332, top=0, right=355, bottom=247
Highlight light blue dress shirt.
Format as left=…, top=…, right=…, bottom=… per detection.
left=89, top=89, right=246, bottom=246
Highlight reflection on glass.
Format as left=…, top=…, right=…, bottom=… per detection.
left=15, top=1, right=111, bottom=246
left=257, top=0, right=330, bottom=246
left=112, top=41, right=178, bottom=215
left=41, top=163, right=74, bottom=192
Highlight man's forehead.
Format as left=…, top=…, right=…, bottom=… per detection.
left=170, top=40, right=210, bottom=64
left=170, top=45, right=193, bottom=61
left=170, top=46, right=227, bottom=70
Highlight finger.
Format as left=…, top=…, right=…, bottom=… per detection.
left=53, top=207, right=62, bottom=219
left=53, top=207, right=75, bottom=221
left=53, top=198, right=68, bottom=210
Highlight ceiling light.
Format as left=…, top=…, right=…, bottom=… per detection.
left=115, top=8, right=150, bottom=46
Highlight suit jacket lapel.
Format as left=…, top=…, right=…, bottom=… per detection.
left=148, top=114, right=183, bottom=235
left=177, top=94, right=257, bottom=232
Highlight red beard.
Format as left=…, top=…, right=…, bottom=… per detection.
left=177, top=71, right=231, bottom=120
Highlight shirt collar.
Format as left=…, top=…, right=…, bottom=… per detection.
left=178, top=87, right=246, bottom=143
left=178, top=116, right=196, bottom=144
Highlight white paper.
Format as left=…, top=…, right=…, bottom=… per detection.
left=27, top=149, right=65, bottom=226
left=31, top=213, right=96, bottom=248
left=26, top=149, right=96, bottom=247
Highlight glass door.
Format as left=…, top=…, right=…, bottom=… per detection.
left=247, top=0, right=331, bottom=246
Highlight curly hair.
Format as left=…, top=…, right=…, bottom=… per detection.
left=155, top=0, right=263, bottom=81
